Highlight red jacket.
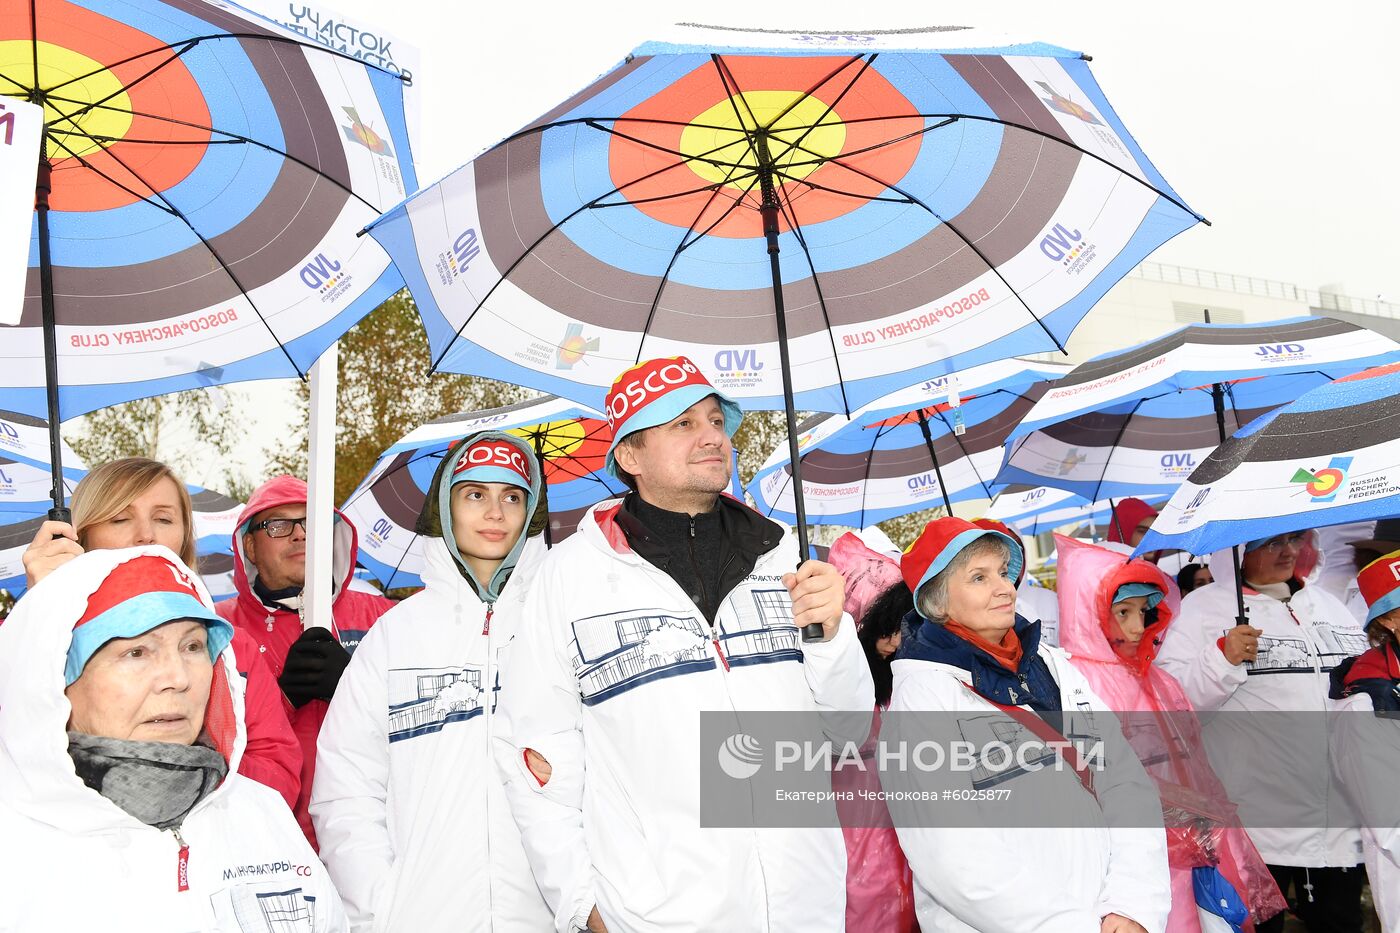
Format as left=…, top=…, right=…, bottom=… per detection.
left=230, top=627, right=302, bottom=811
left=216, top=476, right=393, bottom=848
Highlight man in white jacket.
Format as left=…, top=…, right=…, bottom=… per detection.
left=1155, top=532, right=1369, bottom=933
left=494, top=356, right=874, bottom=933
left=311, top=432, right=553, bottom=931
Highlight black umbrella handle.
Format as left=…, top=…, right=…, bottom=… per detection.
left=48, top=506, right=71, bottom=536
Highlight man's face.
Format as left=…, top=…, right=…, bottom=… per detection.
left=615, top=396, right=733, bottom=513
left=243, top=503, right=307, bottom=591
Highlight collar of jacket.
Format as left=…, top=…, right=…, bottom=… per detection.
left=615, top=492, right=783, bottom=567
left=898, top=611, right=1062, bottom=711
left=1329, top=642, right=1400, bottom=713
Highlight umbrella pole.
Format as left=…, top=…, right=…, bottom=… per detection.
left=34, top=155, right=70, bottom=524
left=756, top=159, right=822, bottom=643
left=1210, top=379, right=1249, bottom=627
left=915, top=410, right=955, bottom=516
left=531, top=432, right=553, bottom=549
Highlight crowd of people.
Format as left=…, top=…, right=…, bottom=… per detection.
left=0, top=354, right=1395, bottom=932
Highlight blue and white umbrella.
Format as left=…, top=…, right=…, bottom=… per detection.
left=749, top=359, right=1063, bottom=525
left=0, top=410, right=86, bottom=515
left=997, top=315, right=1400, bottom=500
left=342, top=395, right=626, bottom=589
left=1136, top=362, right=1400, bottom=558
left=984, top=484, right=1166, bottom=537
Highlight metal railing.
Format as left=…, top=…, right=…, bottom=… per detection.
left=1130, top=261, right=1400, bottom=321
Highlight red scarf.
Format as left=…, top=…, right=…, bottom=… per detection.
left=944, top=620, right=1023, bottom=672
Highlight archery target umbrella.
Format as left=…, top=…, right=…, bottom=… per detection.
left=364, top=23, right=1204, bottom=560
left=1, top=0, right=418, bottom=513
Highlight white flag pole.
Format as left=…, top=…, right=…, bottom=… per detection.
left=304, top=342, right=338, bottom=631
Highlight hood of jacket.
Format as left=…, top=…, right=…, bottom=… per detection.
left=415, top=430, right=545, bottom=603
left=229, top=475, right=357, bottom=616
left=1056, top=535, right=1179, bottom=674
left=0, top=545, right=245, bottom=836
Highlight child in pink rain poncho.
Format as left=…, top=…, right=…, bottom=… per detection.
left=1055, top=535, right=1285, bottom=933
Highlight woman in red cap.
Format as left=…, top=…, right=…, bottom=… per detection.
left=885, top=516, right=1170, bottom=933
left=1328, top=548, right=1400, bottom=931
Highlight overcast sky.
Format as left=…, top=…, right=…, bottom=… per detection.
left=308, top=0, right=1400, bottom=301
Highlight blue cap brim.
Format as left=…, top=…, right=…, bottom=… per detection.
left=1113, top=582, right=1164, bottom=610
left=66, top=592, right=234, bottom=685
left=605, top=386, right=742, bottom=480
left=1366, top=589, right=1400, bottom=624
left=914, top=530, right=1023, bottom=612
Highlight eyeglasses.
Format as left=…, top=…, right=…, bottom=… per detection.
left=251, top=517, right=308, bottom=538
left=1258, top=532, right=1307, bottom=554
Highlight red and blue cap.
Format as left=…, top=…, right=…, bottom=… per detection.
left=450, top=437, right=536, bottom=494
left=604, top=356, right=742, bottom=479
left=1358, top=548, right=1400, bottom=624
left=972, top=518, right=1025, bottom=585
left=65, top=552, right=234, bottom=686
left=901, top=516, right=1023, bottom=611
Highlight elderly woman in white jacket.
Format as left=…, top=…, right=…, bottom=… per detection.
left=885, top=517, right=1169, bottom=933
left=0, top=545, right=346, bottom=932
left=1155, top=532, right=1370, bottom=933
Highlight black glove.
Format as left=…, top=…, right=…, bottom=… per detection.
left=278, top=627, right=351, bottom=708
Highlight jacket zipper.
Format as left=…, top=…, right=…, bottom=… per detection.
left=483, top=605, right=493, bottom=636
left=172, top=827, right=190, bottom=892
left=686, top=517, right=729, bottom=670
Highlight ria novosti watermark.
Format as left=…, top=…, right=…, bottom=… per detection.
left=699, top=711, right=1393, bottom=833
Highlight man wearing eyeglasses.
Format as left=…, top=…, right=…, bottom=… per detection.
left=1157, top=529, right=1370, bottom=933
left=218, top=475, right=394, bottom=849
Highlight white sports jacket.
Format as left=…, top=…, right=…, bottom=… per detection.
left=1154, top=549, right=1367, bottom=867
left=310, top=537, right=553, bottom=931
left=493, top=499, right=874, bottom=933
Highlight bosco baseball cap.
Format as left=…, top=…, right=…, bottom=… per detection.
left=604, top=356, right=742, bottom=480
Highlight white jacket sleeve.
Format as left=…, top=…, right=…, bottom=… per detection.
left=309, top=624, right=395, bottom=930
left=1155, top=593, right=1246, bottom=713
left=494, top=564, right=596, bottom=933
left=1060, top=668, right=1171, bottom=933
left=801, top=612, right=875, bottom=744
left=1330, top=693, right=1400, bottom=860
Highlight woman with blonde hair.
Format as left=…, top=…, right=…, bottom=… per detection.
left=20, top=457, right=302, bottom=809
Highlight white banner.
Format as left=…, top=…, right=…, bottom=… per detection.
left=0, top=98, right=42, bottom=327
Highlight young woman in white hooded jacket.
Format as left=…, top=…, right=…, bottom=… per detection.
left=0, top=545, right=346, bottom=933
left=1153, top=534, right=1368, bottom=927
left=310, top=432, right=553, bottom=931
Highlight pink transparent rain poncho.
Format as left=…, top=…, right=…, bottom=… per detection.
left=1055, top=535, right=1285, bottom=933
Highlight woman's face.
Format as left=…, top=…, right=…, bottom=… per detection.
left=1375, top=607, right=1400, bottom=638
left=1192, top=567, right=1213, bottom=590
left=65, top=619, right=212, bottom=745
left=943, top=549, right=1018, bottom=641
left=83, top=476, right=186, bottom=555
left=875, top=630, right=902, bottom=659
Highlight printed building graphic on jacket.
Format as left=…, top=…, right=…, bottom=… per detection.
left=571, top=589, right=802, bottom=704
left=210, top=883, right=319, bottom=932
left=387, top=665, right=489, bottom=743
left=1233, top=625, right=1370, bottom=676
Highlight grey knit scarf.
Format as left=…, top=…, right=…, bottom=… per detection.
left=67, top=731, right=228, bottom=830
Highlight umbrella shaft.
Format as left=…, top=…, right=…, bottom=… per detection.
left=34, top=156, right=68, bottom=519
left=916, top=411, right=955, bottom=516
